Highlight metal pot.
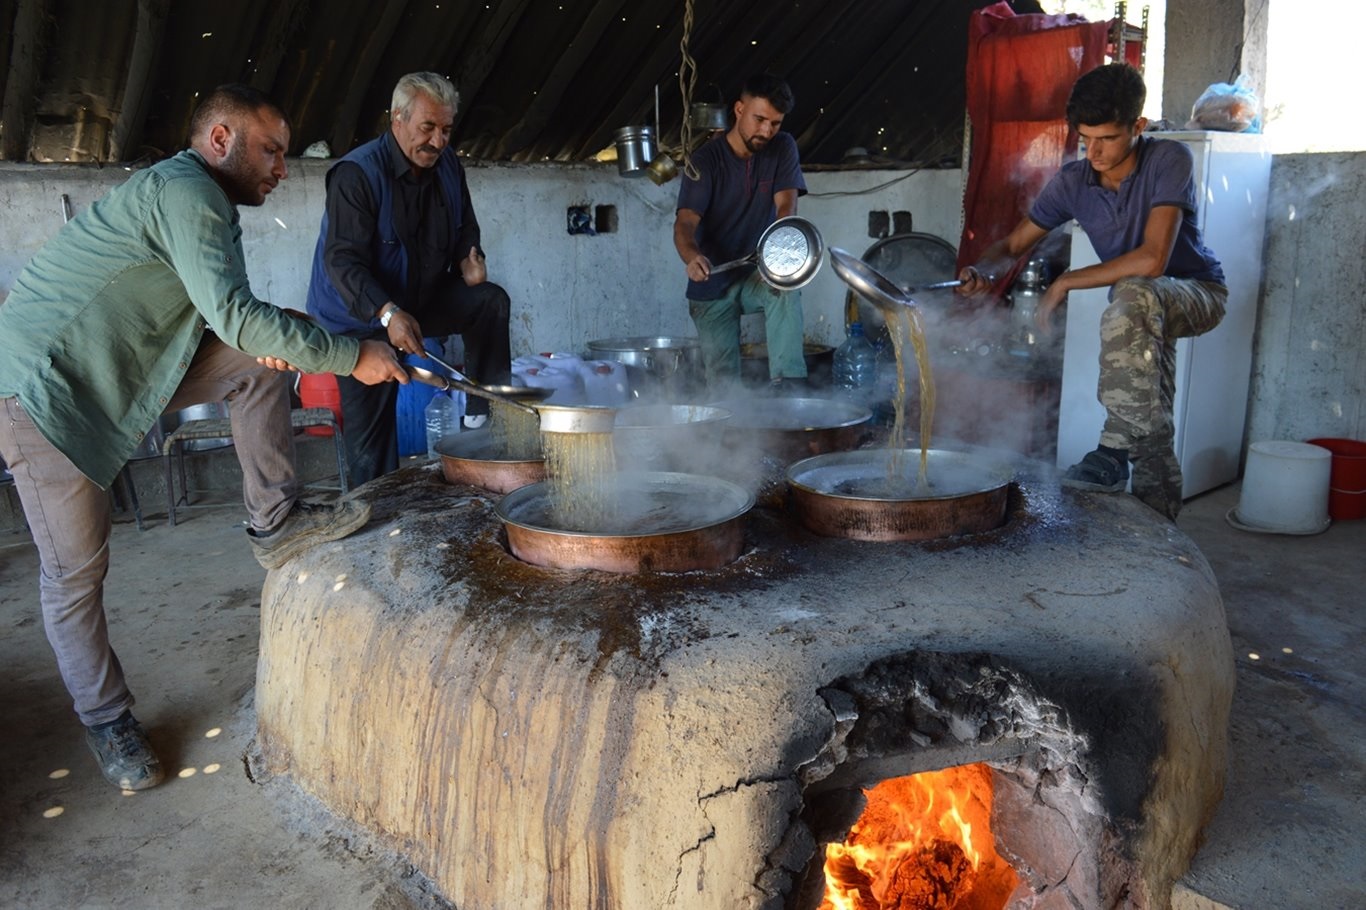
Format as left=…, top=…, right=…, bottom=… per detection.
left=689, top=102, right=729, bottom=131
left=612, top=404, right=732, bottom=471
left=739, top=342, right=834, bottom=387
left=707, top=396, right=872, bottom=463
left=786, top=448, right=1013, bottom=541
left=436, top=430, right=545, bottom=494
left=585, top=336, right=704, bottom=399
left=613, top=125, right=656, bottom=178
left=536, top=404, right=617, bottom=435
left=497, top=471, right=754, bottom=573
left=711, top=216, right=825, bottom=290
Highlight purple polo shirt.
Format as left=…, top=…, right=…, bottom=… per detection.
left=1029, top=135, right=1225, bottom=284
left=677, top=131, right=807, bottom=300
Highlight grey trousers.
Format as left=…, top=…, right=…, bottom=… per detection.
left=0, top=336, right=298, bottom=726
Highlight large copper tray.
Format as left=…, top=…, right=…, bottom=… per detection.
left=436, top=430, right=545, bottom=494
left=496, top=471, right=754, bottom=573
left=707, top=396, right=872, bottom=464
left=786, top=448, right=1013, bottom=541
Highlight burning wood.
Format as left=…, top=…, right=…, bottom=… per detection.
left=820, top=764, right=1019, bottom=910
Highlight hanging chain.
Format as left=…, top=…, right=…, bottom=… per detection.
left=678, top=0, right=700, bottom=180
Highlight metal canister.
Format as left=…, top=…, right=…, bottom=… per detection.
left=612, top=125, right=656, bottom=178
left=1008, top=258, right=1049, bottom=355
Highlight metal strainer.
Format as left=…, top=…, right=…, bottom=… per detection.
left=709, top=216, right=824, bottom=290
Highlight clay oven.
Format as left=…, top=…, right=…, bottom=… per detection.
left=253, top=466, right=1234, bottom=909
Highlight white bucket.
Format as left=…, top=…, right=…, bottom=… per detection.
left=1232, top=441, right=1331, bottom=534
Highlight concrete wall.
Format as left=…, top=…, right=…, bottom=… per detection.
left=1245, top=152, right=1366, bottom=446
left=1, top=151, right=1362, bottom=451
left=0, top=160, right=964, bottom=355
left=1162, top=0, right=1268, bottom=125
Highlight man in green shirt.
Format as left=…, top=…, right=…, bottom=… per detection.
left=0, top=85, right=407, bottom=792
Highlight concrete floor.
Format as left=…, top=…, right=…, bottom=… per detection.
left=0, top=465, right=1361, bottom=909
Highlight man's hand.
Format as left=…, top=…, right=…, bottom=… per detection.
left=955, top=265, right=997, bottom=297
left=352, top=339, right=409, bottom=385
left=256, top=355, right=299, bottom=372
left=459, top=247, right=487, bottom=286
left=384, top=308, right=425, bottom=358
left=685, top=254, right=712, bottom=283
left=1036, top=280, right=1069, bottom=333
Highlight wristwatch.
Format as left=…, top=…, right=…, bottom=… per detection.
left=379, top=304, right=399, bottom=328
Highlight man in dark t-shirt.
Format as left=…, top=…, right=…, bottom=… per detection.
left=957, top=63, right=1228, bottom=520
left=674, top=74, right=808, bottom=390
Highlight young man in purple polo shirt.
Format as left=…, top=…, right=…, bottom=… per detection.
left=673, top=73, right=808, bottom=391
left=957, top=63, right=1227, bottom=520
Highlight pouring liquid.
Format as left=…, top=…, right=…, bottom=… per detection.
left=884, top=303, right=936, bottom=489
left=490, top=399, right=542, bottom=460
left=541, top=431, right=617, bottom=531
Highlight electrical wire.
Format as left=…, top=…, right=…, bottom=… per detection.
left=804, top=168, right=923, bottom=198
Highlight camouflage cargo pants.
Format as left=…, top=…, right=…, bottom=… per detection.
left=1096, top=275, right=1228, bottom=519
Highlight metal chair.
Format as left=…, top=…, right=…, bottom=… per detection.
left=162, top=407, right=349, bottom=526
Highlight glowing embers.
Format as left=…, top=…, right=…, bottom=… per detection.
left=821, top=764, right=1019, bottom=910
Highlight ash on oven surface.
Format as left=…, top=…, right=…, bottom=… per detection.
left=353, top=465, right=806, bottom=671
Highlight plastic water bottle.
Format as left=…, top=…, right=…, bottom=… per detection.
left=833, top=322, right=878, bottom=400
left=424, top=391, right=459, bottom=458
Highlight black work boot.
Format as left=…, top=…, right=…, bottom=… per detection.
left=1061, top=446, right=1130, bottom=493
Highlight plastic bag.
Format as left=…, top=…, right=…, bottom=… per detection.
left=1186, top=76, right=1262, bottom=133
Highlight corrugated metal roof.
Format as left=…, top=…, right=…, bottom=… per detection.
left=0, top=0, right=1041, bottom=166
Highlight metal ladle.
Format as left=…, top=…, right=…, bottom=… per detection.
left=828, top=247, right=961, bottom=316
left=708, top=216, right=825, bottom=290
left=406, top=365, right=543, bottom=416
left=410, top=353, right=617, bottom=434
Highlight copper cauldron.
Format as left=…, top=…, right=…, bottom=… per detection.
left=436, top=430, right=545, bottom=494
left=786, top=448, right=1014, bottom=541
left=496, top=471, right=753, bottom=573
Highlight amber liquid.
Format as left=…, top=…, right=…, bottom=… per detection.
left=884, top=305, right=936, bottom=488
left=541, top=431, right=617, bottom=530
left=489, top=399, right=542, bottom=460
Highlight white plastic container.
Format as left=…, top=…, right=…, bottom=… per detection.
left=516, top=363, right=586, bottom=404
left=424, top=391, right=461, bottom=458
left=578, top=359, right=631, bottom=406
left=1232, top=441, right=1331, bottom=534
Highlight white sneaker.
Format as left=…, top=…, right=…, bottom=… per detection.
left=462, top=414, right=488, bottom=429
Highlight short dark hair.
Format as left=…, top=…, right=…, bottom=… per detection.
left=1065, top=63, right=1146, bottom=129
left=740, top=73, right=795, bottom=115
left=189, top=84, right=289, bottom=142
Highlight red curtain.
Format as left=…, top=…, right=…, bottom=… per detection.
left=956, top=2, right=1120, bottom=277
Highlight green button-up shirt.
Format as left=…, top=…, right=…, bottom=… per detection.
left=0, top=149, right=361, bottom=488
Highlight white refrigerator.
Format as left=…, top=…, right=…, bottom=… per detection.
left=1055, top=130, right=1271, bottom=498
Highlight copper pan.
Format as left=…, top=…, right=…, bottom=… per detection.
left=497, top=471, right=753, bottom=573
left=708, top=396, right=872, bottom=464
left=786, top=448, right=1013, bottom=541
left=436, top=430, right=545, bottom=494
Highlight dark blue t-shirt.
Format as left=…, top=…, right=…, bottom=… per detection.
left=676, top=132, right=807, bottom=300
left=1029, top=135, right=1224, bottom=284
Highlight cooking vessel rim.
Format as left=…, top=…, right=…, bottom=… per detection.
left=495, top=470, right=755, bottom=538
left=755, top=216, right=824, bottom=290
left=829, top=246, right=913, bottom=314
left=785, top=448, right=1014, bottom=501
left=705, top=396, right=871, bottom=431
left=435, top=429, right=544, bottom=465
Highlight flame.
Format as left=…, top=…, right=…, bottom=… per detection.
left=820, top=763, right=1019, bottom=910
